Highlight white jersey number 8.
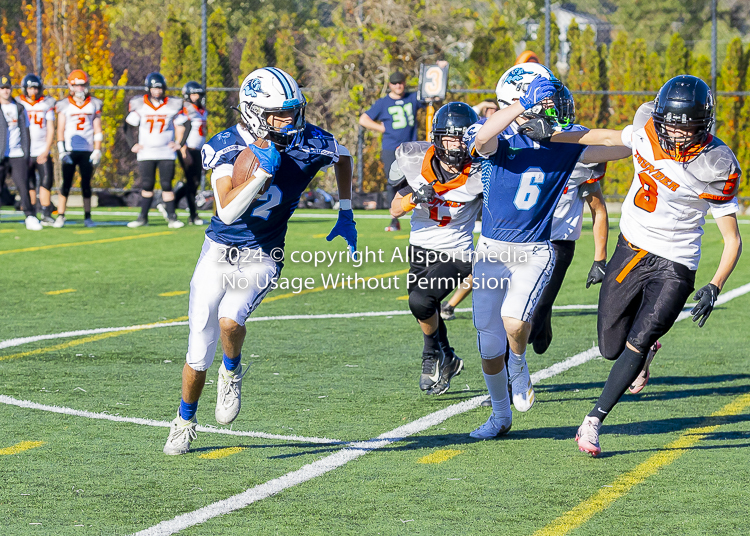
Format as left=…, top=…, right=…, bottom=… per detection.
left=513, top=169, right=545, bottom=211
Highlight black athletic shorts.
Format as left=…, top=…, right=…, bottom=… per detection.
left=597, top=234, right=695, bottom=358
left=407, top=245, right=472, bottom=321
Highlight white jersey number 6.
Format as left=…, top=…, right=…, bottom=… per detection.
left=513, top=168, right=545, bottom=211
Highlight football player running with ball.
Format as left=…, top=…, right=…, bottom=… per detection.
left=389, top=102, right=482, bottom=395
left=163, top=67, right=357, bottom=455
left=536, top=75, right=742, bottom=456
left=54, top=70, right=103, bottom=228
left=466, top=63, right=630, bottom=439
left=125, top=72, right=190, bottom=228
left=17, top=74, right=56, bottom=225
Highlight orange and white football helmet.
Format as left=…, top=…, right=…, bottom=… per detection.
left=67, top=69, right=90, bottom=99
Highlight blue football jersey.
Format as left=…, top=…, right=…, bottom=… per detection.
left=201, top=123, right=340, bottom=254
left=467, top=122, right=586, bottom=242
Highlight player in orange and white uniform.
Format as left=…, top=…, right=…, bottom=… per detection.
left=544, top=75, right=743, bottom=456
left=174, top=81, right=208, bottom=225
left=389, top=102, right=482, bottom=396
left=124, top=72, right=190, bottom=229
left=17, top=74, right=56, bottom=225
left=54, top=69, right=103, bottom=228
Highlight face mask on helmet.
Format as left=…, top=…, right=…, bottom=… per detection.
left=523, top=86, right=575, bottom=130
left=432, top=133, right=470, bottom=167
left=652, top=113, right=712, bottom=161
left=430, top=102, right=478, bottom=167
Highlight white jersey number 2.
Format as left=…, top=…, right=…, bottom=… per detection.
left=513, top=169, right=545, bottom=211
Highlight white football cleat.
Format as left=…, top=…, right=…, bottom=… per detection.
left=575, top=415, right=602, bottom=456
left=508, top=357, right=535, bottom=412
left=216, top=362, right=247, bottom=425
left=163, top=414, right=198, bottom=455
left=52, top=215, right=66, bottom=228
left=25, top=215, right=43, bottom=231
left=470, top=411, right=512, bottom=439
left=167, top=219, right=185, bottom=229
left=127, top=218, right=147, bottom=228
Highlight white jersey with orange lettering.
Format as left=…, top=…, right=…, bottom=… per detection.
left=619, top=101, right=741, bottom=270
left=180, top=103, right=208, bottom=150
left=125, top=95, right=187, bottom=161
left=393, top=141, right=483, bottom=254
left=55, top=96, right=103, bottom=152
left=551, top=162, right=606, bottom=241
left=16, top=95, right=55, bottom=157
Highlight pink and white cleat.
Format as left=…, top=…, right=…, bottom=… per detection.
left=629, top=341, right=661, bottom=395
left=575, top=416, right=602, bottom=456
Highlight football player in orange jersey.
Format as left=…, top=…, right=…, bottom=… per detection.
left=174, top=81, right=208, bottom=225
left=534, top=75, right=743, bottom=456
left=54, top=69, right=103, bottom=228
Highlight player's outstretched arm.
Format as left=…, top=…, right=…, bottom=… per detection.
left=326, top=155, right=357, bottom=254
left=550, top=128, right=624, bottom=147
left=692, top=213, right=742, bottom=327
left=579, top=145, right=632, bottom=164
left=585, top=187, right=609, bottom=288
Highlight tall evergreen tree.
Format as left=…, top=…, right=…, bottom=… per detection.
left=664, top=33, right=690, bottom=80
left=716, top=38, right=744, bottom=151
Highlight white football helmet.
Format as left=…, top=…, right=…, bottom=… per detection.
left=495, top=62, right=558, bottom=108
left=239, top=67, right=307, bottom=148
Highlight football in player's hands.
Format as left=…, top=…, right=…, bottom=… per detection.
left=231, top=138, right=275, bottom=192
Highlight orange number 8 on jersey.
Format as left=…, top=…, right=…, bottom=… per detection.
left=634, top=172, right=658, bottom=213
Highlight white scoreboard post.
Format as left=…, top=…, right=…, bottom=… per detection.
left=417, top=61, right=449, bottom=140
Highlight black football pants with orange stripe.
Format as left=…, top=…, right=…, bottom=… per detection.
left=597, top=234, right=695, bottom=359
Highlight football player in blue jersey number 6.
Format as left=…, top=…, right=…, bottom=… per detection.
left=466, top=64, right=631, bottom=439
left=163, top=67, right=356, bottom=455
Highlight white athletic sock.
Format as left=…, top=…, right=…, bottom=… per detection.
left=508, top=348, right=526, bottom=374
left=484, top=368, right=511, bottom=417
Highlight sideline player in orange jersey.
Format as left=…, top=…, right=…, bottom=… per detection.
left=174, top=81, right=208, bottom=225
left=532, top=75, right=743, bottom=456
left=124, top=72, right=190, bottom=229
left=54, top=70, right=103, bottom=228
left=17, top=74, right=56, bottom=225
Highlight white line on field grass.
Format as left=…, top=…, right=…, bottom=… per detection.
left=131, top=281, right=750, bottom=536
left=0, top=304, right=596, bottom=351
left=0, top=395, right=343, bottom=445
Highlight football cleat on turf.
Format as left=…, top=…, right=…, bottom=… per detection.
left=629, top=341, right=661, bottom=394
left=384, top=219, right=400, bottom=232
left=52, top=215, right=66, bottom=228
left=188, top=216, right=205, bottom=225
left=127, top=217, right=148, bottom=228
left=40, top=214, right=56, bottom=226
left=163, top=414, right=198, bottom=455
left=508, top=357, right=535, bottom=412
left=470, top=411, right=512, bottom=439
left=575, top=415, right=601, bottom=456
left=419, top=349, right=443, bottom=391
left=83, top=218, right=95, bottom=227
left=156, top=202, right=169, bottom=221
left=440, top=302, right=456, bottom=321
left=427, top=351, right=463, bottom=395
left=25, top=215, right=43, bottom=231
left=167, top=218, right=185, bottom=229
left=215, top=362, right=247, bottom=425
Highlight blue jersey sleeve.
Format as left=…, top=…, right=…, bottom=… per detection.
left=201, top=126, right=247, bottom=170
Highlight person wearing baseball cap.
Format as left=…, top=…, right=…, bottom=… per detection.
left=359, top=70, right=424, bottom=231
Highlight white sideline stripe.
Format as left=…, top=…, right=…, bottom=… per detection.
left=0, top=210, right=392, bottom=220
left=0, top=305, right=599, bottom=351
left=0, top=395, right=342, bottom=445
left=132, top=280, right=750, bottom=536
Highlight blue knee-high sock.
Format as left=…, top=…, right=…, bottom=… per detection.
left=223, top=352, right=241, bottom=371
left=179, top=399, right=198, bottom=421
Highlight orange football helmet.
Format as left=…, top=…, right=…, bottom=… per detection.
left=514, top=51, right=540, bottom=66
left=67, top=69, right=90, bottom=98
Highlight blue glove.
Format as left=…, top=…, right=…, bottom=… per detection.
left=519, top=76, right=557, bottom=110
left=249, top=142, right=282, bottom=175
left=326, top=209, right=357, bottom=254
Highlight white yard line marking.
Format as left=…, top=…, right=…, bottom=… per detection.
left=0, top=395, right=342, bottom=445
left=131, top=280, right=750, bottom=536
left=0, top=305, right=598, bottom=351
left=0, top=210, right=394, bottom=220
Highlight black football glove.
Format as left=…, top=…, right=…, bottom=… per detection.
left=412, top=184, right=436, bottom=205
left=691, top=283, right=719, bottom=328
left=586, top=260, right=606, bottom=289
left=518, top=117, right=555, bottom=141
